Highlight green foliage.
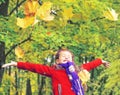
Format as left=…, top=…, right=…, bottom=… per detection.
left=90, top=59, right=120, bottom=95
left=0, top=0, right=5, bottom=4
left=0, top=0, right=120, bottom=94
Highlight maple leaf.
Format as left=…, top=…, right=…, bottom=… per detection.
left=103, top=8, right=118, bottom=21
left=16, top=0, right=39, bottom=28
left=24, top=0, right=39, bottom=16
left=78, top=70, right=90, bottom=85
left=37, top=1, right=54, bottom=21
left=17, top=16, right=36, bottom=28
left=15, top=46, right=24, bottom=58
left=62, top=7, right=74, bottom=20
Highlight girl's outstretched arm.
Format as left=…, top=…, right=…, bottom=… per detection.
left=2, top=61, right=54, bottom=77
left=2, top=61, right=17, bottom=68
left=81, top=58, right=110, bottom=71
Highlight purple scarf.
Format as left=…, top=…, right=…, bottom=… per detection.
left=59, top=62, right=84, bottom=95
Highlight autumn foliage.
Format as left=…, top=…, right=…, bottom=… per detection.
left=0, top=0, right=119, bottom=95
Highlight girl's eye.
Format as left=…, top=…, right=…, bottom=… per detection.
left=60, top=55, right=65, bottom=58
left=68, top=55, right=71, bottom=58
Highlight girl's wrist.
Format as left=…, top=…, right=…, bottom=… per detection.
left=11, top=61, right=17, bottom=66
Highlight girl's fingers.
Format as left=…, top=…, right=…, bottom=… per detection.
left=1, top=63, right=11, bottom=68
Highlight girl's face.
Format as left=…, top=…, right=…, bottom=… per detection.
left=56, top=51, right=73, bottom=64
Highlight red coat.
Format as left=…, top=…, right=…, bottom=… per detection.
left=17, top=58, right=102, bottom=95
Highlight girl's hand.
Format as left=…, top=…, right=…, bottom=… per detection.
left=2, top=61, right=17, bottom=68
left=102, top=60, right=110, bottom=68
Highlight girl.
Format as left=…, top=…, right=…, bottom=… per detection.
left=2, top=49, right=109, bottom=95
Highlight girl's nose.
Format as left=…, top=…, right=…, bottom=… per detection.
left=65, top=56, right=69, bottom=59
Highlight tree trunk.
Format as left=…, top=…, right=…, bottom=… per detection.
left=0, top=0, right=9, bottom=16
left=15, top=71, right=18, bottom=95
left=0, top=41, right=5, bottom=84
left=26, top=78, right=32, bottom=95
left=38, top=76, right=46, bottom=95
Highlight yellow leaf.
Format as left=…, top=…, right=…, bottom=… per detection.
left=16, top=0, right=39, bottom=28
left=24, top=0, right=39, bottom=16
left=103, top=8, right=118, bottom=21
left=37, top=1, right=54, bottom=21
left=16, top=16, right=35, bottom=28
left=62, top=7, right=74, bottom=20
left=78, top=69, right=90, bottom=85
left=15, top=46, right=24, bottom=58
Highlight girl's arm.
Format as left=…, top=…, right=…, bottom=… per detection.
left=17, top=62, right=54, bottom=77
left=2, top=61, right=17, bottom=67
left=81, top=58, right=110, bottom=71
left=2, top=61, right=54, bottom=77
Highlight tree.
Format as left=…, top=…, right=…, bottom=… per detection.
left=0, top=42, right=5, bottom=84
left=0, top=0, right=9, bottom=16
left=0, top=0, right=120, bottom=94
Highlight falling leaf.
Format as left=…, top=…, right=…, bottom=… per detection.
left=16, top=0, right=39, bottom=28
left=24, top=0, right=39, bottom=16
left=15, top=46, right=24, bottom=58
left=103, top=8, right=118, bottom=21
left=37, top=1, right=54, bottom=21
left=62, top=7, right=74, bottom=20
left=17, top=16, right=36, bottom=28
left=78, top=69, right=90, bottom=85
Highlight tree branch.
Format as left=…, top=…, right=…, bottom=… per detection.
left=91, top=17, right=105, bottom=22
left=5, top=34, right=32, bottom=57
left=8, top=0, right=26, bottom=16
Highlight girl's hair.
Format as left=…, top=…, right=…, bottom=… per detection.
left=55, top=48, right=74, bottom=61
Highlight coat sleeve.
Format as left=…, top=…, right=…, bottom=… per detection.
left=81, top=58, right=103, bottom=71
left=17, top=62, right=54, bottom=77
